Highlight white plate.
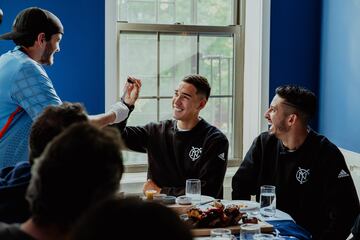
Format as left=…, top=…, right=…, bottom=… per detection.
left=219, top=200, right=259, bottom=211
left=176, top=195, right=215, bottom=205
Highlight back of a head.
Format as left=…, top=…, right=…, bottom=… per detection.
left=29, top=102, right=88, bottom=165
left=0, top=7, right=64, bottom=46
left=182, top=74, right=211, bottom=100
left=26, top=122, right=124, bottom=231
left=70, top=197, right=193, bottom=240
left=275, top=85, right=316, bottom=124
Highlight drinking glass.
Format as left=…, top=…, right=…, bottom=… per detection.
left=210, top=228, right=232, bottom=240
left=239, top=223, right=261, bottom=240
left=260, top=185, right=276, bottom=217
left=253, top=233, right=275, bottom=239
left=185, top=179, right=201, bottom=203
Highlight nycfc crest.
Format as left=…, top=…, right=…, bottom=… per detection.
left=296, top=167, right=310, bottom=184
left=189, top=146, right=202, bottom=161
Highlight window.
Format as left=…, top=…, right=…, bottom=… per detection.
left=109, top=0, right=244, bottom=170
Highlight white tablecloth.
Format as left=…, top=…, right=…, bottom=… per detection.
left=194, top=209, right=294, bottom=240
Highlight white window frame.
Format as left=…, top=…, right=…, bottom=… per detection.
left=105, top=0, right=270, bottom=170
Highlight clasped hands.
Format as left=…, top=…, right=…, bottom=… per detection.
left=109, top=76, right=142, bottom=123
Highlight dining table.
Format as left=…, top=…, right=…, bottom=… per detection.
left=187, top=200, right=312, bottom=240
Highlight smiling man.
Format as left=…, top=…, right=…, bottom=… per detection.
left=0, top=7, right=129, bottom=168
left=115, top=74, right=229, bottom=199
left=231, top=85, right=360, bottom=239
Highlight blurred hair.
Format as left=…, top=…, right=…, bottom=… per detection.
left=70, top=196, right=193, bottom=240
left=26, top=122, right=124, bottom=231
left=29, top=102, right=88, bottom=165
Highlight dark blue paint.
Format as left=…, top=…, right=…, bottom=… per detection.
left=269, top=0, right=322, bottom=130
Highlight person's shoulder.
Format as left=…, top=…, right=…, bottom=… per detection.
left=257, top=131, right=277, bottom=143
left=309, top=130, right=341, bottom=152
left=145, top=119, right=175, bottom=132
left=308, top=130, right=344, bottom=160
left=198, top=119, right=229, bottom=144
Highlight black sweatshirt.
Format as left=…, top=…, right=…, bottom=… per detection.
left=232, top=130, right=360, bottom=239
left=115, top=117, right=229, bottom=199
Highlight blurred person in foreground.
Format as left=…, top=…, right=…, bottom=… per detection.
left=115, top=74, right=229, bottom=199
left=232, top=85, right=359, bottom=240
left=0, top=102, right=88, bottom=223
left=69, top=196, right=193, bottom=240
left=0, top=7, right=129, bottom=168
left=0, top=122, right=124, bottom=239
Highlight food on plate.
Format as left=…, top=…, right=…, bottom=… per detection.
left=184, top=200, right=244, bottom=228
left=241, top=213, right=258, bottom=224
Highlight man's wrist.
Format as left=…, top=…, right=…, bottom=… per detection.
left=121, top=97, right=135, bottom=111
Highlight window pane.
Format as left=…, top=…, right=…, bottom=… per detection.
left=129, top=99, right=158, bottom=125
left=118, top=32, right=236, bottom=165
left=159, top=98, right=173, bottom=121
left=199, top=36, right=233, bottom=96
left=197, top=0, right=233, bottom=26
left=119, top=33, right=157, bottom=97
left=123, top=99, right=158, bottom=165
left=159, top=34, right=197, bottom=96
left=118, top=0, right=234, bottom=26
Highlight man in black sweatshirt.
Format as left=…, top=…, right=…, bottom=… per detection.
left=116, top=75, right=229, bottom=199
left=232, top=85, right=360, bottom=239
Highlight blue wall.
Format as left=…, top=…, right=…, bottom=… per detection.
left=269, top=0, right=322, bottom=130
left=0, top=1, right=105, bottom=114
left=319, top=0, right=360, bottom=153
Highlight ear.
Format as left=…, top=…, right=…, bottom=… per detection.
left=35, top=33, right=47, bottom=47
left=287, top=113, right=298, bottom=126
left=197, top=99, right=207, bottom=110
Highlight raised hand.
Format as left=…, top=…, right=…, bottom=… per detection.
left=122, top=76, right=142, bottom=106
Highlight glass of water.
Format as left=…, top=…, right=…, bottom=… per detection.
left=240, top=223, right=261, bottom=240
left=260, top=185, right=276, bottom=217
left=210, top=228, right=233, bottom=240
left=253, top=233, right=275, bottom=239
left=185, top=179, right=201, bottom=203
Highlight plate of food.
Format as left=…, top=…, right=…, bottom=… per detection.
left=175, top=195, right=215, bottom=205
left=181, top=200, right=272, bottom=236
left=219, top=200, right=260, bottom=212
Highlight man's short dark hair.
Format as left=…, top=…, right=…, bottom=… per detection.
left=70, top=196, right=193, bottom=240
left=26, top=122, right=124, bottom=231
left=182, top=74, right=211, bottom=100
left=29, top=102, right=88, bottom=165
left=0, top=7, right=64, bottom=47
left=276, top=85, right=316, bottom=124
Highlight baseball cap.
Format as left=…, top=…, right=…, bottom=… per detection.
left=0, top=7, right=63, bottom=40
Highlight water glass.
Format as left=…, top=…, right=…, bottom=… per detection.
left=253, top=233, right=275, bottom=239
left=210, top=228, right=232, bottom=240
left=239, top=223, right=261, bottom=240
left=185, top=179, right=201, bottom=203
left=260, top=185, right=276, bottom=217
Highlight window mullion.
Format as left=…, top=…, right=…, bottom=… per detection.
left=157, top=31, right=160, bottom=122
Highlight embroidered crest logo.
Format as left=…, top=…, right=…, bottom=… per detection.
left=296, top=167, right=310, bottom=184
left=189, top=147, right=202, bottom=161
